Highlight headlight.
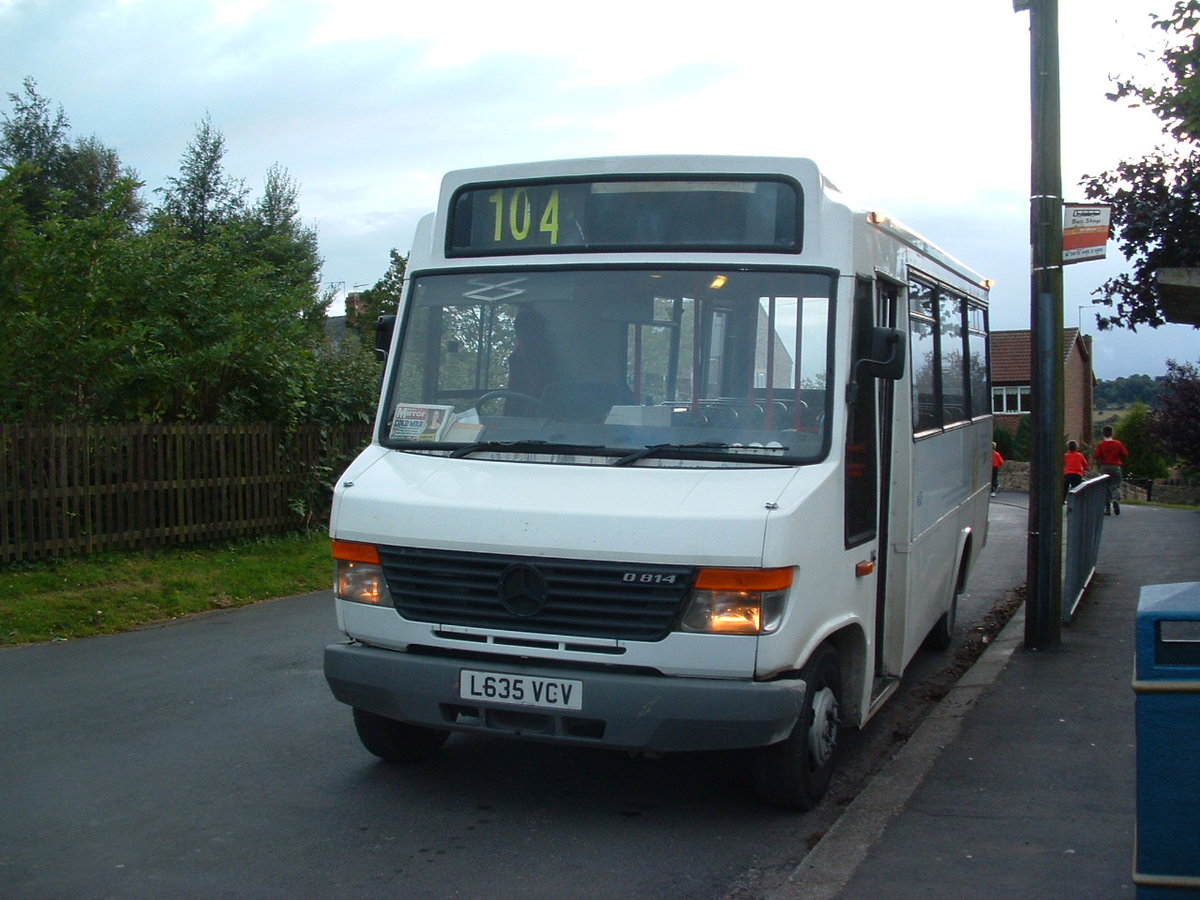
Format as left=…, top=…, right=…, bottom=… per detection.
left=332, top=540, right=391, bottom=606
left=678, top=568, right=792, bottom=635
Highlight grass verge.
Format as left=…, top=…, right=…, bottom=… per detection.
left=0, top=531, right=331, bottom=646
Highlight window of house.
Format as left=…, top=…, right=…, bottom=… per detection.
left=992, top=385, right=1031, bottom=413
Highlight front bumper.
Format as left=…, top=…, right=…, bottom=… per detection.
left=324, top=642, right=805, bottom=753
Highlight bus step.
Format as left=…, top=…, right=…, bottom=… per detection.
left=869, top=676, right=900, bottom=710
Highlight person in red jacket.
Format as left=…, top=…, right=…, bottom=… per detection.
left=1093, top=425, right=1129, bottom=515
left=1063, top=440, right=1088, bottom=499
left=991, top=442, right=1003, bottom=496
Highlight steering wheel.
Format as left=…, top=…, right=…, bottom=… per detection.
left=475, top=390, right=562, bottom=419
left=702, top=404, right=741, bottom=428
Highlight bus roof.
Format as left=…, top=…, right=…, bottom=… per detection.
left=420, top=155, right=990, bottom=295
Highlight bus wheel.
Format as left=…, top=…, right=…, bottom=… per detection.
left=352, top=708, right=449, bottom=763
left=925, top=565, right=964, bottom=652
left=753, top=644, right=841, bottom=811
left=925, top=590, right=958, bottom=652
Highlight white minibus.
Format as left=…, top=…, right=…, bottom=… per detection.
left=324, top=156, right=992, bottom=809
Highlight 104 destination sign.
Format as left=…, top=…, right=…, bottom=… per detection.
left=447, top=176, right=801, bottom=256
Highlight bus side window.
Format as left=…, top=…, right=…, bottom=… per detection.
left=909, top=278, right=940, bottom=433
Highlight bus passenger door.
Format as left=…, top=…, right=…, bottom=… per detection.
left=846, top=278, right=899, bottom=692
left=873, top=282, right=899, bottom=684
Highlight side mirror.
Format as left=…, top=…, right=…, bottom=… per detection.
left=862, top=326, right=905, bottom=381
left=374, top=314, right=396, bottom=361
left=847, top=326, right=905, bottom=403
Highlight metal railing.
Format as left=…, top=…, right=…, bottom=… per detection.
left=1063, top=474, right=1109, bottom=622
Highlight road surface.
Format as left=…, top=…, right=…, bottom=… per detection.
left=0, top=498, right=1027, bottom=898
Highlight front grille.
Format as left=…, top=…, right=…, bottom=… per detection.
left=378, top=546, right=696, bottom=641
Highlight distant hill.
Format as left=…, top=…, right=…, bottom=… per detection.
left=1094, top=374, right=1164, bottom=412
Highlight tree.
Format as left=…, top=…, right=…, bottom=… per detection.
left=0, top=76, right=69, bottom=221
left=1012, top=415, right=1033, bottom=462
left=348, top=248, right=407, bottom=346
left=1, top=80, right=146, bottom=421
left=0, top=76, right=142, bottom=226
left=993, top=426, right=1015, bottom=462
left=0, top=170, right=145, bottom=421
left=104, top=117, right=333, bottom=425
left=155, top=114, right=247, bottom=241
left=0, top=92, right=334, bottom=427
left=1081, top=150, right=1200, bottom=329
left=242, top=163, right=326, bottom=325
left=1148, top=359, right=1200, bottom=475
left=1093, top=374, right=1164, bottom=410
left=1109, top=0, right=1200, bottom=143
left=1115, top=402, right=1170, bottom=482
left=1081, top=3, right=1200, bottom=332
left=60, top=135, right=143, bottom=223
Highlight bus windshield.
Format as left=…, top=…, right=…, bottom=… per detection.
left=380, top=268, right=835, bottom=465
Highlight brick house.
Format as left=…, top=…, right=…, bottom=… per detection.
left=990, top=328, right=1095, bottom=446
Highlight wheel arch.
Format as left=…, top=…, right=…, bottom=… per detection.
left=822, top=622, right=869, bottom=727
left=955, top=527, right=975, bottom=596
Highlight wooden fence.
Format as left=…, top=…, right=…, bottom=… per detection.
left=0, top=423, right=372, bottom=564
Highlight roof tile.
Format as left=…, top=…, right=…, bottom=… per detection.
left=990, top=328, right=1084, bottom=383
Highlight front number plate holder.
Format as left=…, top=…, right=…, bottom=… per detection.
left=459, top=669, right=583, bottom=711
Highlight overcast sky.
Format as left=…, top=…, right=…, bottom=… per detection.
left=2, top=0, right=1195, bottom=379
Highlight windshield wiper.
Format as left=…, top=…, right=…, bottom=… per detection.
left=612, top=442, right=790, bottom=467
left=448, top=440, right=606, bottom=459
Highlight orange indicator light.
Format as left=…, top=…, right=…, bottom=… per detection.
left=694, top=568, right=793, bottom=591
left=332, top=540, right=381, bottom=564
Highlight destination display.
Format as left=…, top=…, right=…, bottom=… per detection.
left=447, top=176, right=801, bottom=256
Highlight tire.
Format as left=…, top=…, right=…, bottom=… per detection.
left=352, top=708, right=449, bottom=763
left=753, top=643, right=841, bottom=811
left=925, top=558, right=967, bottom=653
left=924, top=589, right=958, bottom=652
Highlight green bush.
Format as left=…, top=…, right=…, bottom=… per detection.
left=993, top=426, right=1016, bottom=461
left=1116, top=402, right=1170, bottom=482
left=1011, top=416, right=1033, bottom=462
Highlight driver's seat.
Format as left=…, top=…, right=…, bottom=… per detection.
left=540, top=381, right=633, bottom=423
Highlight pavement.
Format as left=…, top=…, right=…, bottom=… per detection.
left=770, top=493, right=1200, bottom=900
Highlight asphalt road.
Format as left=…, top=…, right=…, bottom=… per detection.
left=0, top=498, right=1028, bottom=899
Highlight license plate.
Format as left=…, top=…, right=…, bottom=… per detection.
left=459, top=669, right=583, bottom=711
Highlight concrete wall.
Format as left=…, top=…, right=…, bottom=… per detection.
left=1151, top=482, right=1200, bottom=506
left=994, top=460, right=1200, bottom=506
